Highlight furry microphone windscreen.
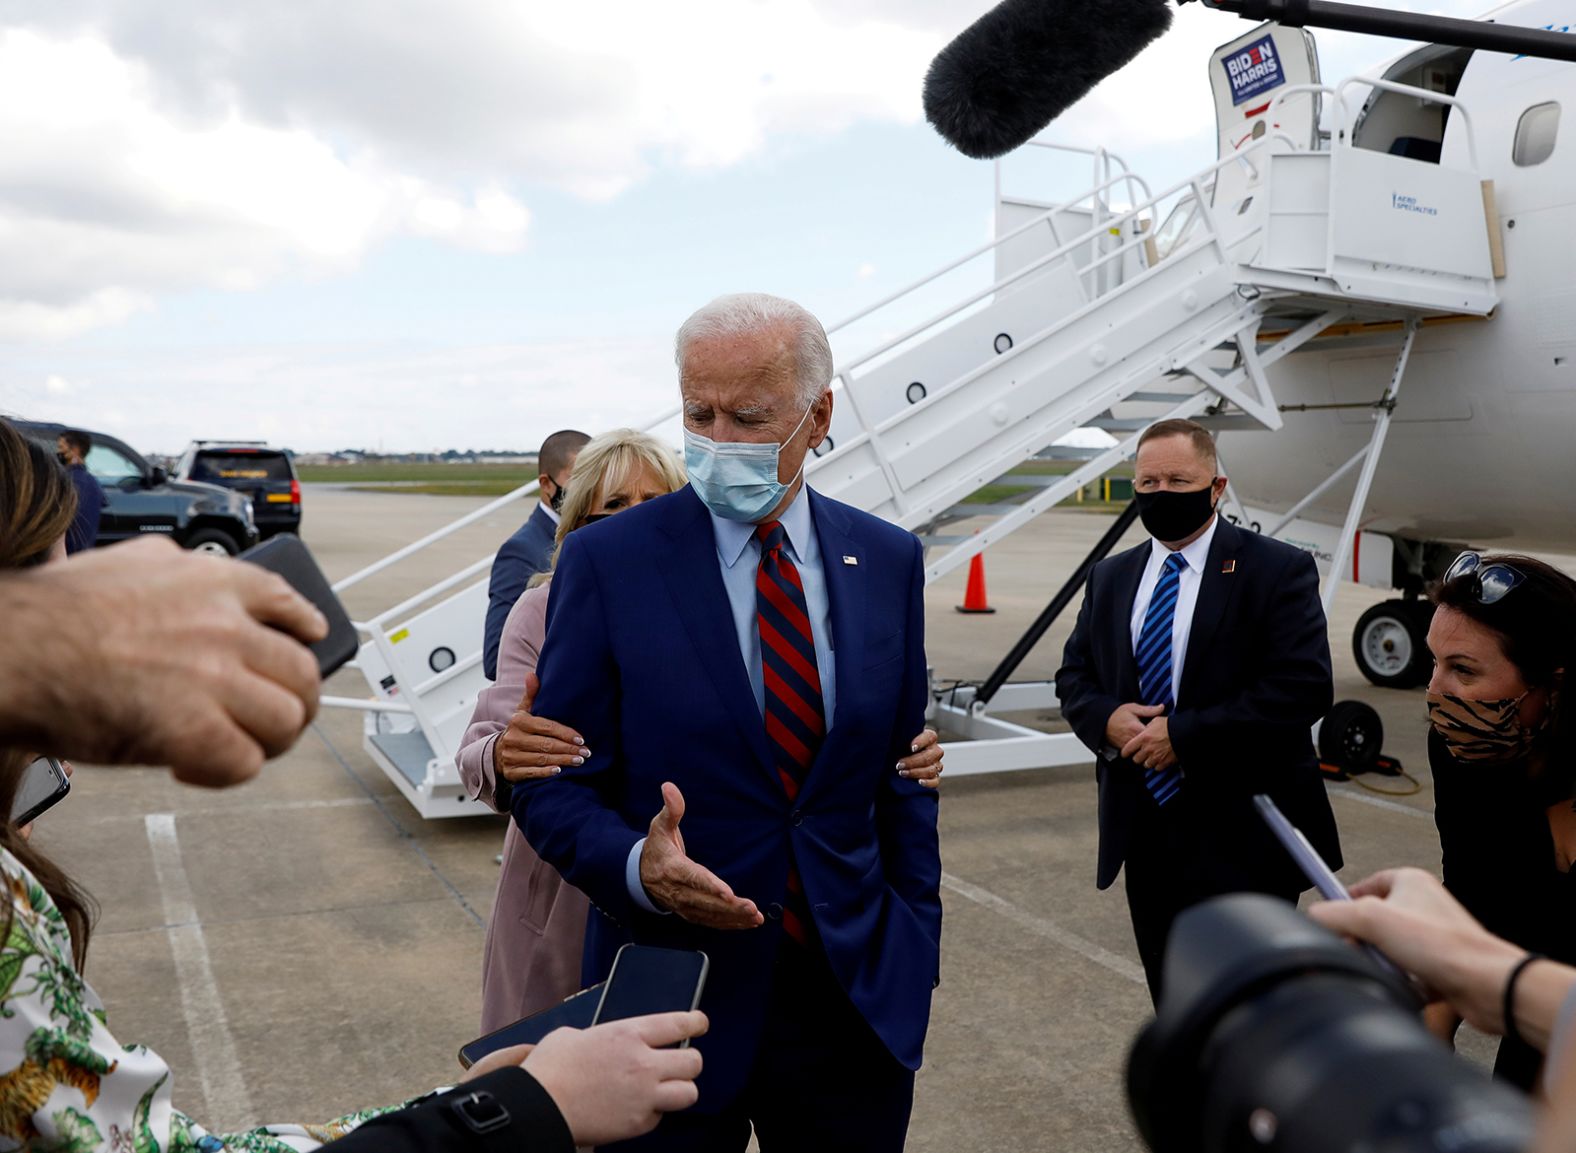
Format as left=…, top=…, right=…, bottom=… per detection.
left=923, top=0, right=1175, bottom=160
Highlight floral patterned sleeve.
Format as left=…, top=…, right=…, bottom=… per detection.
left=0, top=851, right=408, bottom=1153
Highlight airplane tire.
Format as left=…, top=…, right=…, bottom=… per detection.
left=1352, top=600, right=1430, bottom=689
left=1319, top=700, right=1384, bottom=773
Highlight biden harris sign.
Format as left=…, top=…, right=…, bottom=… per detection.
left=1224, top=35, right=1285, bottom=106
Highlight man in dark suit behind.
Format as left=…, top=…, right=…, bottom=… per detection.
left=517, top=293, right=940, bottom=1151
left=1056, top=418, right=1341, bottom=1003
left=482, top=428, right=589, bottom=679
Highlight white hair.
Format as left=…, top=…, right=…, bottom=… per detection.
left=674, top=293, right=834, bottom=407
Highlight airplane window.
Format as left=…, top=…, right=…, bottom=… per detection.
left=1513, top=102, right=1560, bottom=167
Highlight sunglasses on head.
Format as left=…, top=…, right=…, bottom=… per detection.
left=1444, top=551, right=1525, bottom=605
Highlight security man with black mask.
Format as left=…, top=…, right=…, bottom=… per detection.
left=1056, top=418, right=1342, bottom=1003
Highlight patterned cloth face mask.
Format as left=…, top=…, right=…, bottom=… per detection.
left=1426, top=690, right=1547, bottom=762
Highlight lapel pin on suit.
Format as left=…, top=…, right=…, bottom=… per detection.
left=842, top=555, right=859, bottom=566
left=1221, top=559, right=1237, bottom=574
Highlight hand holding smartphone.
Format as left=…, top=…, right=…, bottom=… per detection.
left=239, top=535, right=359, bottom=678
left=458, top=984, right=604, bottom=1069
left=457, top=945, right=710, bottom=1069
left=592, top=945, right=709, bottom=1044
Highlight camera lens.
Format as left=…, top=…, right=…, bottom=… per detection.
left=1129, top=895, right=1535, bottom=1153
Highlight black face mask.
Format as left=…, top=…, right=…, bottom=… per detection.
left=548, top=481, right=567, bottom=513
left=1134, top=482, right=1218, bottom=543
left=582, top=512, right=612, bottom=525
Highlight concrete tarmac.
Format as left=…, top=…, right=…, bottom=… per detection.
left=39, top=487, right=1553, bottom=1149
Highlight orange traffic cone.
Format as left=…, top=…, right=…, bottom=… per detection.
left=956, top=553, right=996, bottom=614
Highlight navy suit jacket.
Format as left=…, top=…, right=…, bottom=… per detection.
left=1056, top=518, right=1342, bottom=892
left=514, top=484, right=941, bottom=1111
left=483, top=503, right=558, bottom=679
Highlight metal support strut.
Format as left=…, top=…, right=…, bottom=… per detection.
left=1321, top=318, right=1418, bottom=614
left=975, top=501, right=1142, bottom=707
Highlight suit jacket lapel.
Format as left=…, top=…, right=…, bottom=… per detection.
left=1111, top=544, right=1151, bottom=702
left=802, top=491, right=863, bottom=797
left=655, top=488, right=775, bottom=778
left=1178, top=518, right=1243, bottom=707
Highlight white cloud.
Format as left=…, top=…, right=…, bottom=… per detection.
left=0, top=29, right=533, bottom=338
left=0, top=0, right=1514, bottom=350
left=0, top=3, right=961, bottom=340
left=3, top=336, right=683, bottom=454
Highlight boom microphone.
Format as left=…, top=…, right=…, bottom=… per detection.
left=923, top=0, right=1175, bottom=159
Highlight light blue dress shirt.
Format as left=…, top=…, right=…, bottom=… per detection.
left=625, top=484, right=837, bottom=912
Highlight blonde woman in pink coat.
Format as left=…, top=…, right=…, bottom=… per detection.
left=458, top=429, right=948, bottom=1033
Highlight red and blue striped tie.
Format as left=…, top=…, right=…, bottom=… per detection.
left=756, top=520, right=824, bottom=946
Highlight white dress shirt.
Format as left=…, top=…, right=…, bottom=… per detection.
left=1128, top=514, right=1221, bottom=707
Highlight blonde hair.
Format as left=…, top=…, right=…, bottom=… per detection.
left=528, top=429, right=686, bottom=586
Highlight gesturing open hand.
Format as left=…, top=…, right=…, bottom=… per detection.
left=639, top=783, right=763, bottom=930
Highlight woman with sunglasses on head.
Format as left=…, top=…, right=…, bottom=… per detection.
left=1425, top=550, right=1576, bottom=1089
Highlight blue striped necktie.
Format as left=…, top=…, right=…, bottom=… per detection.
left=1135, top=552, right=1185, bottom=805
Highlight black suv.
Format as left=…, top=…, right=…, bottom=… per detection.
left=174, top=441, right=302, bottom=539
left=15, top=421, right=259, bottom=556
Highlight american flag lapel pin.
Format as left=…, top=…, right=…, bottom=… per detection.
left=843, top=555, right=859, bottom=566
left=1221, top=559, right=1237, bottom=574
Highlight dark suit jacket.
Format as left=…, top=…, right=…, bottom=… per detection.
left=1055, top=518, right=1342, bottom=892
left=325, top=1068, right=572, bottom=1152
left=483, top=503, right=557, bottom=679
left=66, top=465, right=105, bottom=555
left=514, top=484, right=941, bottom=1111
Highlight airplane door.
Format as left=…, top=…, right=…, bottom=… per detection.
left=1210, top=23, right=1322, bottom=159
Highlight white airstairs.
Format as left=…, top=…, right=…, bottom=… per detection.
left=324, top=68, right=1504, bottom=816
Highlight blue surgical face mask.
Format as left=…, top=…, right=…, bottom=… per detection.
left=683, top=401, right=815, bottom=523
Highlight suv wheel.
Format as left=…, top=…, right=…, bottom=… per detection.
left=185, top=529, right=239, bottom=557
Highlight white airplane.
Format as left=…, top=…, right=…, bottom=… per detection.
left=1209, top=0, right=1576, bottom=691
left=328, top=0, right=1576, bottom=814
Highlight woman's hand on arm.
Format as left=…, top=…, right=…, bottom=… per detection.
left=493, top=673, right=591, bottom=783
left=897, top=728, right=944, bottom=789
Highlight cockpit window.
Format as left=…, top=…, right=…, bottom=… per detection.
left=1513, top=102, right=1560, bottom=167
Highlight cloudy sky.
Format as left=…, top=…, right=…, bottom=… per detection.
left=0, top=0, right=1497, bottom=452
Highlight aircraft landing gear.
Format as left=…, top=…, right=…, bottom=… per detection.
left=1352, top=599, right=1432, bottom=689
left=1318, top=700, right=1385, bottom=773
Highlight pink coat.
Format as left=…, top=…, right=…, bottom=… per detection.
left=457, top=580, right=591, bottom=1033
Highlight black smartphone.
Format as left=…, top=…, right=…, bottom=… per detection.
left=457, top=983, right=604, bottom=1069
left=14, top=757, right=70, bottom=825
left=592, top=945, right=709, bottom=1045
left=239, top=534, right=359, bottom=677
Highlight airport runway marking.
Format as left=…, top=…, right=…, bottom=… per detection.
left=940, top=871, right=1146, bottom=986
left=145, top=813, right=255, bottom=1126
left=74, top=795, right=377, bottom=826
left=1326, top=784, right=1430, bottom=820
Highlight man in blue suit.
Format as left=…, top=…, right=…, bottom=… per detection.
left=516, top=294, right=941, bottom=1150
left=482, top=428, right=589, bottom=679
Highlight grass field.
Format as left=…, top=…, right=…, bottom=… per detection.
left=298, top=458, right=1135, bottom=505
